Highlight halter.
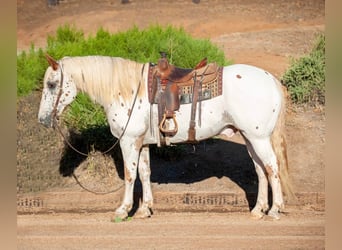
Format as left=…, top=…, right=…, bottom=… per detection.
left=51, top=62, right=65, bottom=127
left=51, top=60, right=92, bottom=156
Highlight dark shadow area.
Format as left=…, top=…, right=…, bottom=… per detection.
left=59, top=126, right=124, bottom=179
left=150, top=139, right=258, bottom=209
left=59, top=126, right=258, bottom=210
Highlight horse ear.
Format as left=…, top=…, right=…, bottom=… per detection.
left=45, top=54, right=59, bottom=71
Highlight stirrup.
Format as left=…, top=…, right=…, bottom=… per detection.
left=159, top=113, right=178, bottom=136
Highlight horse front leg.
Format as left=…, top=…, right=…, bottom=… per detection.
left=134, top=145, right=153, bottom=218
left=114, top=137, right=141, bottom=219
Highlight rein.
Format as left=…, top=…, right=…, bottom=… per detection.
left=53, top=63, right=146, bottom=195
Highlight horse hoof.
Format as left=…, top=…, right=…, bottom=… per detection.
left=134, top=207, right=152, bottom=219
left=250, top=210, right=264, bottom=220
left=113, top=209, right=128, bottom=221
left=266, top=210, right=281, bottom=220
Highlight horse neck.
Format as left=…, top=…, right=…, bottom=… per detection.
left=61, top=56, right=145, bottom=109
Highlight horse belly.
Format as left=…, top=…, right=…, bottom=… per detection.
left=169, top=96, right=228, bottom=143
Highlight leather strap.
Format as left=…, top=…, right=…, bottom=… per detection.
left=188, top=72, right=200, bottom=142
left=188, top=65, right=210, bottom=142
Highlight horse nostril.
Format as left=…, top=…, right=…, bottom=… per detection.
left=38, top=116, right=52, bottom=128
left=39, top=117, right=45, bottom=123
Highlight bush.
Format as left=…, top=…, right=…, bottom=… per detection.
left=17, top=45, right=47, bottom=96
left=281, top=34, right=325, bottom=105
left=17, top=24, right=229, bottom=132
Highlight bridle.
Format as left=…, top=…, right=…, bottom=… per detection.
left=51, top=63, right=97, bottom=155
left=51, top=62, right=65, bottom=127
left=51, top=62, right=146, bottom=194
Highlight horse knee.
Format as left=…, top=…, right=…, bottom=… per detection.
left=139, top=166, right=151, bottom=181
left=124, top=165, right=137, bottom=183
left=138, top=158, right=151, bottom=182
left=264, top=164, right=280, bottom=180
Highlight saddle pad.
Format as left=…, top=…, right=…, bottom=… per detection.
left=147, top=64, right=223, bottom=105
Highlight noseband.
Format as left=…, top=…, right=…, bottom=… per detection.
left=51, top=62, right=65, bottom=127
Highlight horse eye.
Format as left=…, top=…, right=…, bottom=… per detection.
left=47, top=81, right=57, bottom=89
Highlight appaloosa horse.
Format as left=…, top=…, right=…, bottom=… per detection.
left=38, top=54, right=294, bottom=220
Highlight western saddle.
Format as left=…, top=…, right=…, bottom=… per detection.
left=148, top=52, right=223, bottom=145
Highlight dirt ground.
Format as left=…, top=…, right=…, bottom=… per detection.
left=17, top=0, right=325, bottom=249
left=17, top=210, right=325, bottom=250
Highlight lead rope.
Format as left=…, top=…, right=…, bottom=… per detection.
left=54, top=63, right=146, bottom=195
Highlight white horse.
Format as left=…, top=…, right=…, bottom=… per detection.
left=38, top=54, right=294, bottom=220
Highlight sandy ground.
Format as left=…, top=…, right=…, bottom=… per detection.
left=18, top=210, right=325, bottom=250
left=17, top=0, right=325, bottom=248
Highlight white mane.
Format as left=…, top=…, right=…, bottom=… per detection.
left=60, top=56, right=146, bottom=107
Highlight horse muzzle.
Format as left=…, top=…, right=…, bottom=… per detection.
left=38, top=115, right=55, bottom=128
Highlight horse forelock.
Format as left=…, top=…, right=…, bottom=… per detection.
left=60, top=56, right=145, bottom=107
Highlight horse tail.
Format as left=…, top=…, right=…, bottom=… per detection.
left=271, top=83, right=296, bottom=201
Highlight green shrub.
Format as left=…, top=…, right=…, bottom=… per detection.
left=17, top=24, right=229, bottom=132
left=44, top=25, right=228, bottom=66
left=282, top=34, right=325, bottom=105
left=17, top=45, right=47, bottom=96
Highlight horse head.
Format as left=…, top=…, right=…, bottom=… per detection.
left=38, top=54, right=77, bottom=128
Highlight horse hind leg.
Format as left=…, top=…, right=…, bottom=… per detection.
left=244, top=136, right=284, bottom=220
left=245, top=139, right=269, bottom=219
